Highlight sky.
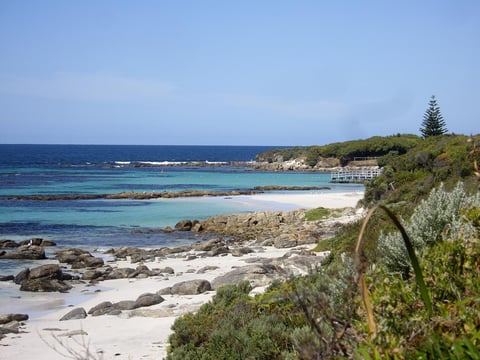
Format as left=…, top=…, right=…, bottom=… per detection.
left=0, top=1, right=479, bottom=146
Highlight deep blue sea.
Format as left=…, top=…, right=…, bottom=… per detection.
left=0, top=145, right=362, bottom=270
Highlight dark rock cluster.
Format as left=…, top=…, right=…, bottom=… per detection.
left=14, top=264, right=74, bottom=292
left=0, top=238, right=56, bottom=260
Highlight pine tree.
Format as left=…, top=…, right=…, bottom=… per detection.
left=420, top=95, right=447, bottom=138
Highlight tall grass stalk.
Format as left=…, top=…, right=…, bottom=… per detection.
left=355, top=205, right=433, bottom=336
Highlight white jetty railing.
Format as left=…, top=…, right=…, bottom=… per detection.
left=330, top=168, right=383, bottom=183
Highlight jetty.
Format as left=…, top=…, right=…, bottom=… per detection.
left=330, top=168, right=383, bottom=183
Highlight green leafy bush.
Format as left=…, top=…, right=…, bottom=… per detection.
left=364, top=134, right=480, bottom=206
left=167, top=260, right=360, bottom=359
left=378, top=182, right=479, bottom=276
left=359, top=229, right=480, bottom=358
left=305, top=207, right=343, bottom=221
left=256, top=134, right=421, bottom=166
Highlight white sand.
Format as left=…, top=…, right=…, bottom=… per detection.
left=241, top=191, right=364, bottom=209
left=0, top=191, right=363, bottom=360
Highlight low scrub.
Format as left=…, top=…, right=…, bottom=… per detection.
left=305, top=207, right=343, bottom=221
left=378, top=182, right=479, bottom=276
left=364, top=134, right=480, bottom=207
left=166, top=183, right=480, bottom=359
left=256, top=134, right=421, bottom=166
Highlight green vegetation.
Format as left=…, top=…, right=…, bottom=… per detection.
left=378, top=182, right=479, bottom=277
left=256, top=134, right=422, bottom=166
left=364, top=134, right=480, bottom=208
left=305, top=207, right=343, bottom=221
left=420, top=95, right=448, bottom=138
left=166, top=134, right=480, bottom=359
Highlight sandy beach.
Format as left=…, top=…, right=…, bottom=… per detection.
left=0, top=191, right=363, bottom=359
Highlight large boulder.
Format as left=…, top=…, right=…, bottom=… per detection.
left=60, top=308, right=87, bottom=321
left=17, top=264, right=73, bottom=293
left=88, top=301, right=114, bottom=316
left=20, top=278, right=72, bottom=292
left=113, top=300, right=137, bottom=311
left=175, top=219, right=193, bottom=231
left=0, top=240, right=19, bottom=248
left=0, top=314, right=28, bottom=325
left=81, top=269, right=104, bottom=281
left=105, top=267, right=136, bottom=280
left=18, top=238, right=56, bottom=247
left=159, top=279, right=212, bottom=295
left=105, top=247, right=151, bottom=263
left=192, top=238, right=224, bottom=251
left=28, top=264, right=63, bottom=279
left=211, top=264, right=287, bottom=290
left=54, top=248, right=104, bottom=269
left=133, top=293, right=164, bottom=308
left=0, top=245, right=46, bottom=260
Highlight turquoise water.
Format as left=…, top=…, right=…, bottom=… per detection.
left=0, top=145, right=363, bottom=272
left=0, top=145, right=365, bottom=316
left=1, top=169, right=361, bottom=246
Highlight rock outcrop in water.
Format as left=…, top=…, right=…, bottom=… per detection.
left=15, top=264, right=74, bottom=293
left=0, top=238, right=56, bottom=260
left=174, top=208, right=360, bottom=246
left=2, top=186, right=329, bottom=201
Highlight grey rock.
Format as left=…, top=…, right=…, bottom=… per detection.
left=60, top=307, right=87, bottom=321
left=106, top=267, right=136, bottom=279
left=113, top=300, right=137, bottom=311
left=230, top=247, right=254, bottom=257
left=55, top=248, right=104, bottom=269
left=133, top=293, right=164, bottom=308
left=0, top=321, right=21, bottom=334
left=19, top=238, right=56, bottom=247
left=192, top=238, right=224, bottom=251
left=169, top=279, right=212, bottom=295
left=106, top=309, right=122, bottom=316
left=28, top=264, right=62, bottom=279
left=273, top=234, right=298, bottom=248
left=209, top=245, right=229, bottom=257
left=20, top=278, right=72, bottom=293
left=0, top=240, right=19, bottom=248
left=175, top=219, right=193, bottom=231
left=156, top=287, right=172, bottom=296
left=211, top=264, right=286, bottom=290
left=0, top=245, right=46, bottom=260
left=16, top=264, right=73, bottom=293
left=0, top=275, right=14, bottom=281
left=82, top=269, right=104, bottom=281
left=157, top=266, right=174, bottom=275
left=14, top=268, right=30, bottom=284
left=161, top=245, right=192, bottom=255
left=88, top=301, right=113, bottom=316
left=197, top=265, right=219, bottom=274
left=0, top=314, right=28, bottom=325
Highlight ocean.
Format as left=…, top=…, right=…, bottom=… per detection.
left=0, top=145, right=362, bottom=272
left=0, top=144, right=365, bottom=317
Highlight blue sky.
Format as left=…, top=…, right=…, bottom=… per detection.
left=0, top=1, right=478, bottom=145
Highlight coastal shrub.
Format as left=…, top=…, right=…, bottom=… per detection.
left=255, top=134, right=421, bottom=166
left=167, top=258, right=361, bottom=359
left=167, top=281, right=299, bottom=359
left=364, top=134, right=480, bottom=206
left=378, top=182, right=479, bottom=276
left=305, top=207, right=342, bottom=221
left=167, top=203, right=480, bottom=358
left=358, top=227, right=480, bottom=358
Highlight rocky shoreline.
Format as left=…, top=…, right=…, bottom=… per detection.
left=0, top=205, right=364, bottom=352
left=2, top=186, right=330, bottom=201
left=111, top=158, right=378, bottom=172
